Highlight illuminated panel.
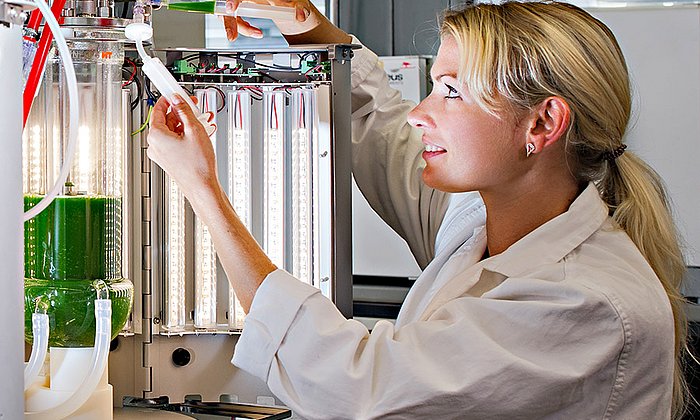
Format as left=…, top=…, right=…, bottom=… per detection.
left=163, top=177, right=186, bottom=331
left=291, top=88, right=316, bottom=286
left=227, top=89, right=252, bottom=330
left=193, top=88, right=219, bottom=329
left=71, top=125, right=93, bottom=193
left=23, top=124, right=45, bottom=195
left=263, top=90, right=286, bottom=269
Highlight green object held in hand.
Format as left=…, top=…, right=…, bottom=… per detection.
left=167, top=0, right=217, bottom=13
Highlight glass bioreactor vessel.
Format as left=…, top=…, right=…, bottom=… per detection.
left=23, top=22, right=134, bottom=348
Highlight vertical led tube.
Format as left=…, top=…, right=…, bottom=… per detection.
left=263, top=90, right=286, bottom=269
left=163, top=176, right=186, bottom=331
left=227, top=89, right=251, bottom=330
left=291, top=88, right=316, bottom=286
left=194, top=88, right=218, bottom=329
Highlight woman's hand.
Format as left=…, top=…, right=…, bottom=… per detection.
left=147, top=94, right=219, bottom=201
left=222, top=0, right=323, bottom=41
left=148, top=94, right=276, bottom=313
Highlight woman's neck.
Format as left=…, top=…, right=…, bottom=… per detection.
left=481, top=176, right=581, bottom=256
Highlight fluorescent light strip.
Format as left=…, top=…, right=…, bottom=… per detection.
left=164, top=177, right=186, bottom=331
left=194, top=218, right=217, bottom=328
left=227, top=89, right=252, bottom=329
left=291, top=89, right=314, bottom=286
left=263, top=90, right=286, bottom=268
left=194, top=88, right=219, bottom=329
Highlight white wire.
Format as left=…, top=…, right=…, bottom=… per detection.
left=15, top=0, right=80, bottom=222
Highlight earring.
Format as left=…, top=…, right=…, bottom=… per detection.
left=526, top=143, right=536, bottom=158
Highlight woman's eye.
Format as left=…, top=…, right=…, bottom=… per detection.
left=445, top=84, right=460, bottom=99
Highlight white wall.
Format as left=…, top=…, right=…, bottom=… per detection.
left=591, top=6, right=700, bottom=266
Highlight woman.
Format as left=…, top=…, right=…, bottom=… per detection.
left=147, top=1, right=688, bottom=418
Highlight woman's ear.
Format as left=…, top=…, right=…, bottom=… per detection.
left=525, top=96, right=571, bottom=155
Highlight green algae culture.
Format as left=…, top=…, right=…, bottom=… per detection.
left=167, top=0, right=217, bottom=13
left=24, top=278, right=133, bottom=347
left=24, top=194, right=133, bottom=347
left=24, top=194, right=122, bottom=281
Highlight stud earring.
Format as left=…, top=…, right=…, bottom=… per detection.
left=526, top=143, right=536, bottom=158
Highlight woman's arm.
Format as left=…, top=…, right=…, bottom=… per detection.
left=147, top=95, right=275, bottom=312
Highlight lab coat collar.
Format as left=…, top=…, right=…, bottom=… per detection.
left=480, top=182, right=609, bottom=279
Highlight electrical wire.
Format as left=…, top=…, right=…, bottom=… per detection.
left=257, top=71, right=281, bottom=83
left=240, top=86, right=263, bottom=101
left=122, top=57, right=138, bottom=87
left=203, top=86, right=227, bottom=113
left=132, top=105, right=153, bottom=136
left=220, top=54, right=302, bottom=72
left=299, top=91, right=305, bottom=129
left=269, top=93, right=279, bottom=130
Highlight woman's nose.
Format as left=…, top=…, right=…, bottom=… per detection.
left=407, top=100, right=434, bottom=129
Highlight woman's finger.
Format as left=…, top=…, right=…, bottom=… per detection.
left=165, top=111, right=180, bottom=132
left=150, top=96, right=171, bottom=128
left=223, top=0, right=242, bottom=40
left=236, top=16, right=263, bottom=38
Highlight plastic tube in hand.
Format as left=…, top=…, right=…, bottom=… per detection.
left=125, top=23, right=216, bottom=135
left=149, top=0, right=295, bottom=21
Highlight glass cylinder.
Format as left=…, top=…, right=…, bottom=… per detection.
left=23, top=30, right=133, bottom=348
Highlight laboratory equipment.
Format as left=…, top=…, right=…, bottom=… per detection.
left=22, top=13, right=134, bottom=418
left=109, top=43, right=356, bottom=406
left=23, top=19, right=133, bottom=348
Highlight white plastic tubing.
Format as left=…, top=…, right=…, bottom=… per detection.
left=15, top=0, right=80, bottom=222
left=25, top=299, right=112, bottom=420
left=24, top=313, right=49, bottom=391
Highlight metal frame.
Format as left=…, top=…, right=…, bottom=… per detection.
left=110, top=44, right=356, bottom=405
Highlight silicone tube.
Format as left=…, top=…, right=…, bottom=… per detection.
left=24, top=299, right=112, bottom=420
left=16, top=0, right=80, bottom=222
left=24, top=313, right=49, bottom=391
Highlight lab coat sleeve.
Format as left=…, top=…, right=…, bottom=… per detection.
left=233, top=269, right=624, bottom=420
left=350, top=38, right=449, bottom=268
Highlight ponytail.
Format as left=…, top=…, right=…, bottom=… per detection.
left=602, top=153, right=689, bottom=418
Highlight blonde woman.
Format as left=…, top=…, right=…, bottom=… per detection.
left=147, top=1, right=688, bottom=418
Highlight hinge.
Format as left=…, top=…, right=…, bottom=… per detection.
left=139, top=107, right=154, bottom=397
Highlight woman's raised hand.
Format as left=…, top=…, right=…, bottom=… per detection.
left=147, top=95, right=219, bottom=201
left=222, top=0, right=322, bottom=41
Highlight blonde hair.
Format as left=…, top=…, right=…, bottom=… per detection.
left=442, top=2, right=688, bottom=417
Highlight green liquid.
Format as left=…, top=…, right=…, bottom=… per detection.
left=24, top=195, right=133, bottom=347
left=24, top=278, right=133, bottom=347
left=167, top=1, right=216, bottom=13
left=24, top=195, right=122, bottom=281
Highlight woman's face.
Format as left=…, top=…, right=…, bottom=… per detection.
left=407, top=36, right=529, bottom=194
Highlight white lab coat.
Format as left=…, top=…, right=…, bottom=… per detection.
left=232, top=40, right=675, bottom=419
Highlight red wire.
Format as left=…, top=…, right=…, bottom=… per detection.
left=272, top=96, right=278, bottom=130
left=299, top=92, right=305, bottom=128
left=23, top=0, right=67, bottom=127
left=237, top=94, right=242, bottom=128
left=122, top=57, right=137, bottom=88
